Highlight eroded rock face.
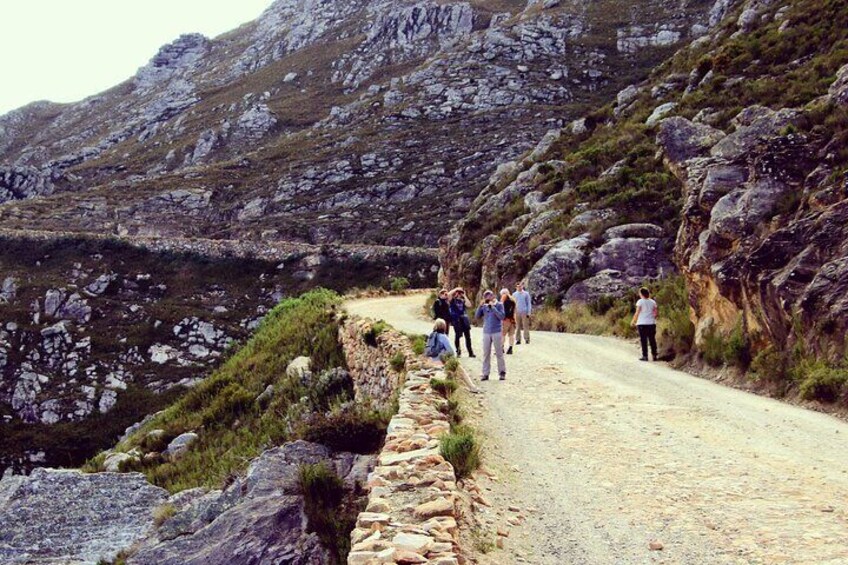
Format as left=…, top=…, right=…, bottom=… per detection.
left=0, top=468, right=168, bottom=565
left=658, top=70, right=848, bottom=353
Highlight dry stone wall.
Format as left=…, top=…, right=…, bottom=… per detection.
left=341, top=316, right=463, bottom=564
left=340, top=317, right=415, bottom=409
left=348, top=366, right=461, bottom=565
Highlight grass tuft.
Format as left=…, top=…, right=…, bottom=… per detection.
left=440, top=425, right=481, bottom=480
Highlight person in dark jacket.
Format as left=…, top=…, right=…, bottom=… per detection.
left=431, top=288, right=452, bottom=337
left=449, top=287, right=475, bottom=358
left=500, top=288, right=516, bottom=355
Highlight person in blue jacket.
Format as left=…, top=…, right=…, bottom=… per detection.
left=476, top=289, right=506, bottom=381
left=425, top=319, right=455, bottom=359
left=449, top=288, right=474, bottom=358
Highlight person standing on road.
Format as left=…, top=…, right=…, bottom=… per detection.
left=500, top=288, right=516, bottom=355
left=514, top=282, right=532, bottom=345
left=432, top=288, right=452, bottom=337
left=631, top=287, right=659, bottom=361
left=449, top=288, right=475, bottom=358
left=476, top=290, right=506, bottom=381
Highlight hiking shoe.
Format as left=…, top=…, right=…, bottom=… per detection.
left=456, top=351, right=462, bottom=358
left=499, top=373, right=506, bottom=380
left=507, top=346, right=513, bottom=355
left=480, top=375, right=489, bottom=381
left=469, top=352, right=476, bottom=358
left=516, top=341, right=521, bottom=345
left=639, top=356, right=649, bottom=362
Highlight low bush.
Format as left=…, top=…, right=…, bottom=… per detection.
left=363, top=320, right=389, bottom=347
left=389, top=277, right=410, bottom=293
left=299, top=462, right=356, bottom=564
left=390, top=351, right=406, bottom=373
left=410, top=334, right=427, bottom=355
left=440, top=425, right=481, bottom=480
left=799, top=366, right=848, bottom=402
left=443, top=356, right=460, bottom=376
left=299, top=407, right=389, bottom=454
left=430, top=378, right=458, bottom=397
left=750, top=345, right=789, bottom=384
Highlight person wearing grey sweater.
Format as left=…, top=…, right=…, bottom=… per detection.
left=475, top=289, right=506, bottom=381
left=513, top=282, right=532, bottom=345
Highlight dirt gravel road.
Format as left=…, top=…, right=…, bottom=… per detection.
left=346, top=294, right=848, bottom=565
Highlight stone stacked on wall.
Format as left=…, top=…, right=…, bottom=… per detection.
left=348, top=367, right=460, bottom=565
left=340, top=317, right=417, bottom=410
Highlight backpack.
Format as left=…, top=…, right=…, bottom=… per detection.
left=425, top=332, right=443, bottom=357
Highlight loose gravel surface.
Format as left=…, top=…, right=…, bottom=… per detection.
left=347, top=294, right=848, bottom=565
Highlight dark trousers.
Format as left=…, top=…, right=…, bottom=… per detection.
left=638, top=324, right=658, bottom=359
left=454, top=323, right=473, bottom=355
left=440, top=318, right=451, bottom=337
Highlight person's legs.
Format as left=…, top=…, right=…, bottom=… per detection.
left=481, top=333, right=493, bottom=379
left=637, top=325, right=649, bottom=359
left=648, top=324, right=658, bottom=359
left=505, top=319, right=515, bottom=347
left=453, top=325, right=462, bottom=355
left=493, top=333, right=506, bottom=378
left=523, top=313, right=531, bottom=343
left=515, top=313, right=524, bottom=344
left=464, top=327, right=474, bottom=357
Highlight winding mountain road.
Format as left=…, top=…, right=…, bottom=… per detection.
left=346, top=294, right=848, bottom=565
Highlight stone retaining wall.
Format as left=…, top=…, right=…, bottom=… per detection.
left=348, top=366, right=461, bottom=565
left=340, top=318, right=414, bottom=410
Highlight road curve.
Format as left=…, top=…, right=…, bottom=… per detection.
left=346, top=293, right=848, bottom=565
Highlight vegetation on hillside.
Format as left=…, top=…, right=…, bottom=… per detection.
left=86, top=289, right=391, bottom=493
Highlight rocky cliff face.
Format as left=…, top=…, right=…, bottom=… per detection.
left=0, top=0, right=715, bottom=246
left=441, top=0, right=848, bottom=362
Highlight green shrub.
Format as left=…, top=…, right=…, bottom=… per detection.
left=444, top=356, right=460, bottom=376
left=300, top=407, right=389, bottom=454
left=700, top=327, right=726, bottom=367
left=440, top=425, right=481, bottom=480
left=799, top=366, right=848, bottom=402
left=443, top=398, right=463, bottom=427
left=389, top=277, right=410, bottom=293
left=363, top=320, right=389, bottom=347
left=201, top=383, right=255, bottom=428
left=430, top=378, right=458, bottom=397
left=299, top=462, right=356, bottom=564
left=724, top=322, right=751, bottom=369
left=750, top=345, right=789, bottom=384
left=411, top=334, right=427, bottom=355
left=390, top=351, right=406, bottom=373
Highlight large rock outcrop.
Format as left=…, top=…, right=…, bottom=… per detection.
left=658, top=81, right=848, bottom=354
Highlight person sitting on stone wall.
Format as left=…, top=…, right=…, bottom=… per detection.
left=425, top=319, right=455, bottom=360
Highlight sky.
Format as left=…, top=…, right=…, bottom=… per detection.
left=0, top=0, right=273, bottom=116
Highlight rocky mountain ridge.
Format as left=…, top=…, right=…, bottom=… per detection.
left=0, top=0, right=715, bottom=246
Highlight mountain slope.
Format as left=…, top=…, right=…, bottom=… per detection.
left=0, top=0, right=715, bottom=246
left=441, top=0, right=848, bottom=396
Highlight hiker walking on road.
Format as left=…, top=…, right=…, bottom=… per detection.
left=476, top=290, right=506, bottom=381
left=631, top=287, right=659, bottom=361
left=500, top=288, right=516, bottom=355
left=514, top=282, right=532, bottom=345
left=432, top=288, right=452, bottom=336
left=449, top=288, right=475, bottom=358
left=425, top=319, right=455, bottom=359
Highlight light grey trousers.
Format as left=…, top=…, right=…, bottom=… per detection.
left=516, top=312, right=531, bottom=343
left=482, top=332, right=506, bottom=377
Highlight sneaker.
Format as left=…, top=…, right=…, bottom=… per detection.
left=507, top=346, right=513, bottom=355
left=499, top=373, right=506, bottom=380
left=639, top=356, right=649, bottom=362
left=480, top=375, right=489, bottom=381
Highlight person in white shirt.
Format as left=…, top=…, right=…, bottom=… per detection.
left=630, top=287, right=659, bottom=361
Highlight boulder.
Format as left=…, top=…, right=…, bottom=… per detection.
left=286, top=356, right=312, bottom=378
left=0, top=468, right=167, bottom=564
left=829, top=63, right=848, bottom=106
left=564, top=269, right=635, bottom=303
left=646, top=102, right=678, bottom=127
left=657, top=117, right=726, bottom=165
left=525, top=236, right=591, bottom=300
left=165, top=432, right=199, bottom=460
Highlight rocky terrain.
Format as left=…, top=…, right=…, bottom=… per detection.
left=0, top=232, right=436, bottom=473
left=0, top=0, right=716, bottom=246
left=441, top=0, right=848, bottom=366
left=0, top=441, right=371, bottom=565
